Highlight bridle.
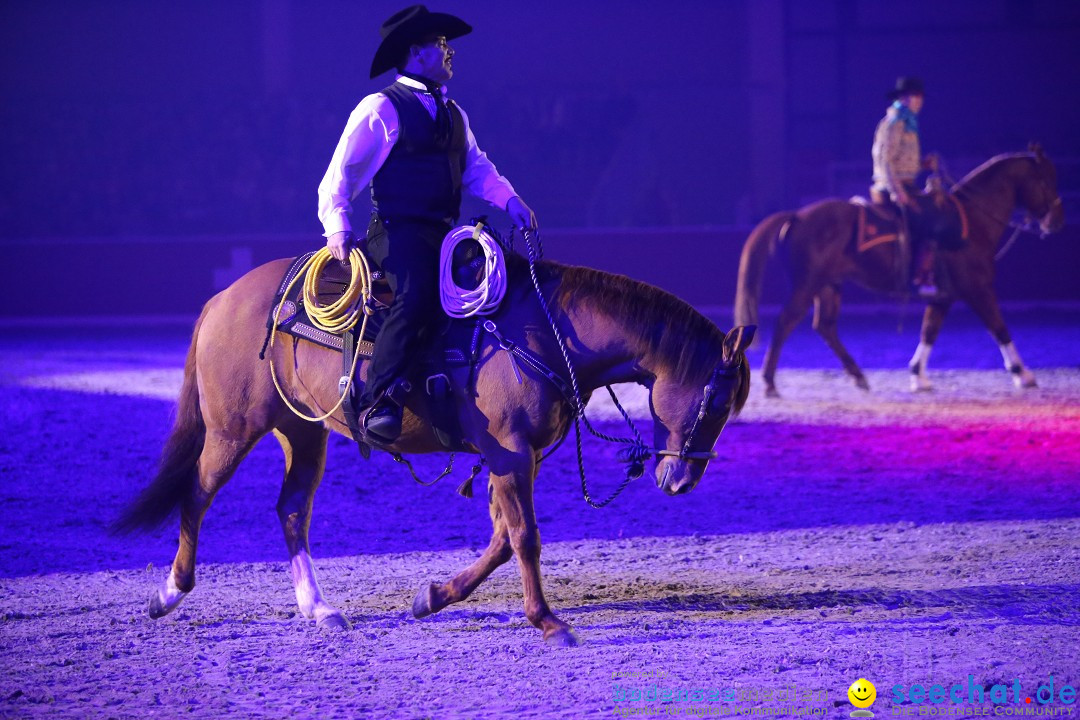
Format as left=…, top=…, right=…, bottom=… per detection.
left=654, top=360, right=743, bottom=462
left=511, top=227, right=747, bottom=507
left=947, top=155, right=1063, bottom=260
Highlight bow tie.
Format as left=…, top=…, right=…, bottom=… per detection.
left=400, top=74, right=451, bottom=142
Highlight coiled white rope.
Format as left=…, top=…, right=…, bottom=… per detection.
left=439, top=222, right=508, bottom=318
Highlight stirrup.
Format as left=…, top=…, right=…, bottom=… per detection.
left=360, top=379, right=412, bottom=444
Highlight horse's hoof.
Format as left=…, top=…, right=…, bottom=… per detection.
left=544, top=627, right=580, bottom=647
left=764, top=386, right=780, bottom=399
left=854, top=376, right=870, bottom=391
left=910, top=377, right=933, bottom=393
left=148, top=589, right=177, bottom=619
left=316, top=612, right=352, bottom=631
left=411, top=582, right=442, bottom=619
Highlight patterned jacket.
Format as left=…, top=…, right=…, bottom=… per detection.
left=871, top=105, right=921, bottom=197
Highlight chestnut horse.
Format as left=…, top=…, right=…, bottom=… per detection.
left=734, top=147, right=1064, bottom=397
left=115, top=254, right=753, bottom=646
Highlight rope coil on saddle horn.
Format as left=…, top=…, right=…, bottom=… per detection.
left=439, top=221, right=509, bottom=318
left=268, top=247, right=374, bottom=422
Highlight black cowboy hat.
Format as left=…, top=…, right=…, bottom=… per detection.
left=887, top=76, right=925, bottom=100
left=369, top=5, right=472, bottom=79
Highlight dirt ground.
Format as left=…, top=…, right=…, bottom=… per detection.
left=1, top=307, right=1079, bottom=719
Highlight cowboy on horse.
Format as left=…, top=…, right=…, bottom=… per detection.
left=870, top=76, right=961, bottom=298
left=317, top=5, right=538, bottom=444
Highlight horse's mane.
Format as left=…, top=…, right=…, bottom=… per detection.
left=500, top=251, right=750, bottom=415
left=953, top=152, right=1036, bottom=193
left=541, top=259, right=728, bottom=385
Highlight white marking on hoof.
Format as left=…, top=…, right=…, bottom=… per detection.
left=999, top=343, right=1035, bottom=388
left=908, top=342, right=933, bottom=392
left=1013, top=369, right=1037, bottom=389
left=910, top=373, right=933, bottom=393
left=290, top=550, right=324, bottom=618
left=289, top=549, right=346, bottom=626
left=149, top=570, right=188, bottom=619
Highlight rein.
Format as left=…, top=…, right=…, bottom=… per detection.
left=942, top=159, right=1060, bottom=261
left=992, top=197, right=1061, bottom=261
left=510, top=229, right=725, bottom=508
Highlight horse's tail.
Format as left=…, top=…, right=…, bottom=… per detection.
left=111, top=306, right=208, bottom=535
left=733, top=211, right=794, bottom=327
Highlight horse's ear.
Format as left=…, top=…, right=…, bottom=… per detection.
left=723, top=325, right=756, bottom=363
left=1029, top=141, right=1045, bottom=160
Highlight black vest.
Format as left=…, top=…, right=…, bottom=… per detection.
left=370, top=82, right=467, bottom=222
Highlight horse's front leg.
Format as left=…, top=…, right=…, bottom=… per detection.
left=273, top=423, right=350, bottom=630
left=493, top=450, right=578, bottom=646
left=960, top=282, right=1037, bottom=388
left=910, top=300, right=952, bottom=392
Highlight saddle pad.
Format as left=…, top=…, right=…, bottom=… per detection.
left=267, top=253, right=381, bottom=355
left=850, top=197, right=901, bottom=253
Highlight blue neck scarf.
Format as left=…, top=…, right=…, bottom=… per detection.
left=892, top=101, right=919, bottom=135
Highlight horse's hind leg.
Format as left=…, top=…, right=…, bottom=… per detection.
left=151, top=429, right=258, bottom=618
left=910, top=300, right=952, bottom=391
left=762, top=284, right=817, bottom=397
left=272, top=421, right=350, bottom=630
left=813, top=284, right=868, bottom=390
left=412, top=480, right=513, bottom=619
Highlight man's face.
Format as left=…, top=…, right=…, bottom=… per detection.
left=903, top=92, right=925, bottom=114
left=412, top=35, right=454, bottom=84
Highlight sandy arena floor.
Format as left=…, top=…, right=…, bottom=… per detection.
left=1, top=306, right=1079, bottom=719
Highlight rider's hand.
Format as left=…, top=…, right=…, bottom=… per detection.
left=506, top=196, right=538, bottom=231
left=327, top=231, right=354, bottom=262
left=893, top=189, right=913, bottom=208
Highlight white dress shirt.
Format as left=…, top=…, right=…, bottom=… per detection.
left=317, top=75, right=518, bottom=236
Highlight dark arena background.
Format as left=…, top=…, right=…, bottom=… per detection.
left=3, top=1, right=1080, bottom=718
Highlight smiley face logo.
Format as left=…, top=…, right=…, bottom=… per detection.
left=848, top=679, right=877, bottom=709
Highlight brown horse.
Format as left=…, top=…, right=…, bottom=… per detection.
left=115, top=254, right=754, bottom=646
left=734, top=147, right=1064, bottom=397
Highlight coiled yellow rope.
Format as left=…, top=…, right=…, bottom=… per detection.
left=269, top=247, right=373, bottom=422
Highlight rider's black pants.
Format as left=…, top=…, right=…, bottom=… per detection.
left=360, top=215, right=449, bottom=408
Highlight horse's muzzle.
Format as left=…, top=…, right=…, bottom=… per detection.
left=1040, top=197, right=1065, bottom=235
left=657, top=457, right=698, bottom=496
